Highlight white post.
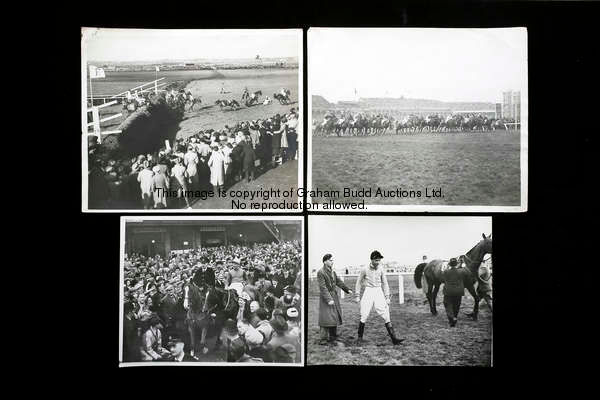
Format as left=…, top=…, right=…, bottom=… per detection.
left=340, top=274, right=345, bottom=299
left=398, top=272, right=404, bottom=304
left=92, top=107, right=101, bottom=144
left=89, top=72, right=93, bottom=108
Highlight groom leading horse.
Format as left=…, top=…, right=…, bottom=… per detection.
left=413, top=233, right=492, bottom=321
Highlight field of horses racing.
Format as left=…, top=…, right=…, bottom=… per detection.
left=307, top=275, right=492, bottom=366
left=92, top=69, right=299, bottom=140
left=310, top=131, right=521, bottom=206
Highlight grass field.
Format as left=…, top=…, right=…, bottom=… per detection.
left=311, top=132, right=521, bottom=206
left=91, top=69, right=299, bottom=138
left=307, top=275, right=492, bottom=366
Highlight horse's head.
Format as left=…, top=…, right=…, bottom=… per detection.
left=480, top=233, right=493, bottom=255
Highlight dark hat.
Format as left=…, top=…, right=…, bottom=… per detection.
left=273, top=344, right=296, bottom=362
left=283, top=285, right=296, bottom=294
left=370, top=250, right=384, bottom=260
left=255, top=308, right=269, bottom=321
left=148, top=315, right=163, bottom=326
left=322, top=253, right=333, bottom=263
left=449, top=258, right=458, bottom=267
left=270, top=315, right=288, bottom=333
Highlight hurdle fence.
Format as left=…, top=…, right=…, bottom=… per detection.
left=85, top=78, right=169, bottom=144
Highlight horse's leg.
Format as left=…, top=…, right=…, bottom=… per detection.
left=200, top=326, right=209, bottom=354
left=188, top=324, right=197, bottom=359
left=465, top=282, right=480, bottom=320
left=431, top=283, right=441, bottom=316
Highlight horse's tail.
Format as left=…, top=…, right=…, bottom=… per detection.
left=414, top=263, right=426, bottom=288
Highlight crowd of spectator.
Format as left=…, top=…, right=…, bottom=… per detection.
left=89, top=108, right=300, bottom=209
left=122, top=241, right=302, bottom=363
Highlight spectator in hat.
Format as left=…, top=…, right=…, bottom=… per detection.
left=137, top=161, right=154, bottom=210
left=184, top=146, right=200, bottom=193
left=240, top=135, right=256, bottom=183
left=442, top=257, right=470, bottom=327
left=272, top=343, right=296, bottom=363
left=208, top=145, right=225, bottom=192
left=152, top=165, right=169, bottom=209
left=166, top=337, right=195, bottom=362
left=266, top=315, right=299, bottom=362
left=123, top=302, right=140, bottom=362
left=317, top=253, right=352, bottom=345
left=286, top=307, right=301, bottom=339
left=170, top=157, right=192, bottom=209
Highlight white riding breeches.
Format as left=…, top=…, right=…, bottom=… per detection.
left=360, top=287, right=390, bottom=323
left=228, top=282, right=244, bottom=296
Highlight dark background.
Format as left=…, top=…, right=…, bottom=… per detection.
left=63, top=0, right=596, bottom=393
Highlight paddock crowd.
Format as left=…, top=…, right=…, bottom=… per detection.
left=89, top=108, right=300, bottom=209
left=122, top=241, right=302, bottom=363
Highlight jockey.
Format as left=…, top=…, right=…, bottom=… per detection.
left=227, top=258, right=246, bottom=296
left=280, top=88, right=287, bottom=97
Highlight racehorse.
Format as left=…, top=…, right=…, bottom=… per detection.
left=215, top=99, right=241, bottom=110
left=273, top=92, right=291, bottom=105
left=183, top=281, right=210, bottom=358
left=413, top=233, right=493, bottom=320
left=185, top=94, right=202, bottom=111
left=200, top=286, right=240, bottom=354
left=246, top=90, right=262, bottom=107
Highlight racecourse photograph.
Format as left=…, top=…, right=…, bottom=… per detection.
left=308, top=28, right=528, bottom=211
left=120, top=216, right=303, bottom=365
left=83, top=29, right=301, bottom=211
left=308, top=216, right=492, bottom=366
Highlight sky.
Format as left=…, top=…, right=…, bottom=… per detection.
left=82, top=28, right=300, bottom=62
left=309, top=28, right=527, bottom=103
left=309, top=216, right=492, bottom=270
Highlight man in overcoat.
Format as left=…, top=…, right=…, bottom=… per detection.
left=317, top=254, right=353, bottom=345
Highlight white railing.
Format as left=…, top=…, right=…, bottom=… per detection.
left=336, top=272, right=412, bottom=304
left=87, top=100, right=122, bottom=144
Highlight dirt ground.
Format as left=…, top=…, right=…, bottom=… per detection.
left=307, top=276, right=492, bottom=366
left=311, top=131, right=521, bottom=206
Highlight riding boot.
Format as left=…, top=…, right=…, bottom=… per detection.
left=356, top=322, right=365, bottom=345
left=385, top=322, right=405, bottom=345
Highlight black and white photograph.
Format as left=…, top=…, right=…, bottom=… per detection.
left=83, top=29, right=302, bottom=212
left=308, top=216, right=492, bottom=366
left=308, top=28, right=527, bottom=212
left=119, top=216, right=303, bottom=366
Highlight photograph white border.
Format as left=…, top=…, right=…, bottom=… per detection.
left=119, top=215, right=305, bottom=367
left=306, top=214, right=493, bottom=366
left=307, top=27, right=528, bottom=213
left=82, top=28, right=304, bottom=213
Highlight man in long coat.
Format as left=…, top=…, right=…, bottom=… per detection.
left=317, top=253, right=352, bottom=345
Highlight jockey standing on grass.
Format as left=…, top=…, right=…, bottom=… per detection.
left=355, top=251, right=405, bottom=345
